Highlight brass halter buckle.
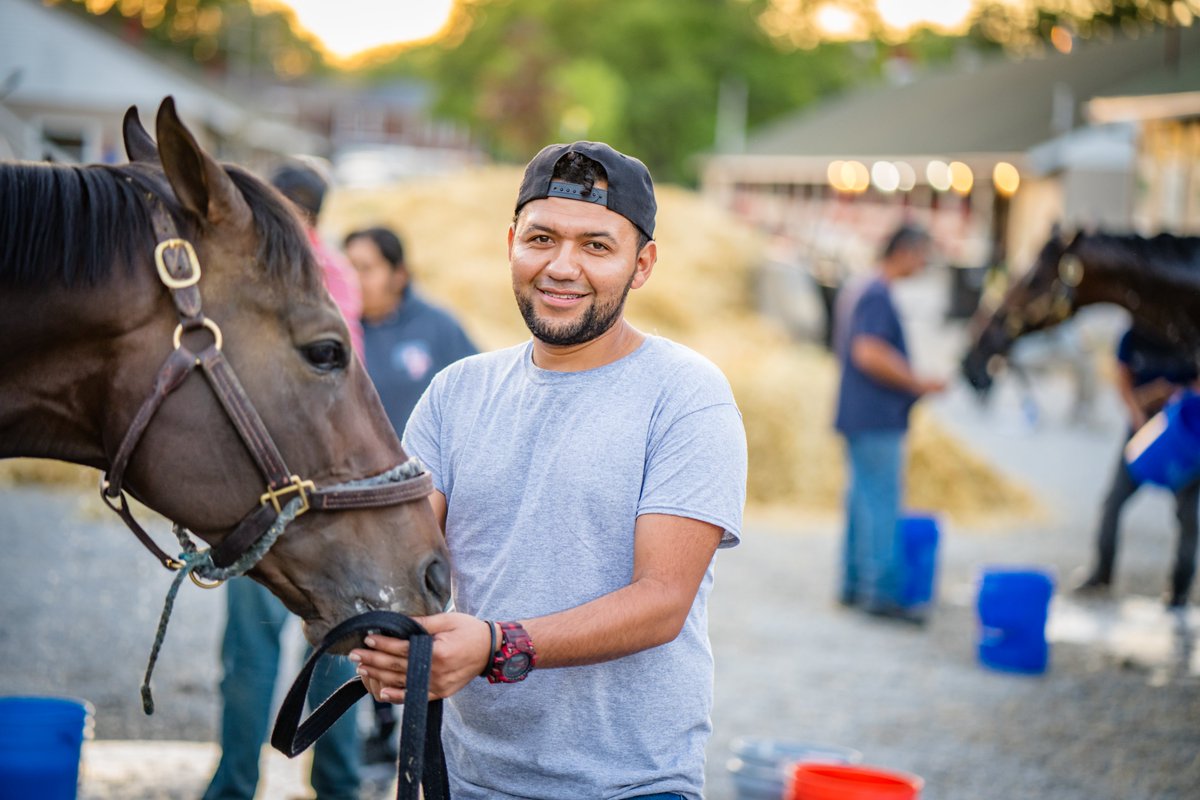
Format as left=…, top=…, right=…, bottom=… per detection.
left=154, top=238, right=202, bottom=289
left=260, top=475, right=317, bottom=516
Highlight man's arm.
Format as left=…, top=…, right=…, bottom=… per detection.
left=851, top=334, right=944, bottom=396
left=521, top=513, right=722, bottom=666
left=350, top=512, right=722, bottom=702
left=1117, top=363, right=1150, bottom=429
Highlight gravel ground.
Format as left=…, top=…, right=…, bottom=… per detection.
left=2, top=454, right=1196, bottom=799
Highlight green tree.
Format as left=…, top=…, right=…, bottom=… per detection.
left=370, top=0, right=878, bottom=182
left=53, top=0, right=328, bottom=80
left=61, top=0, right=1192, bottom=181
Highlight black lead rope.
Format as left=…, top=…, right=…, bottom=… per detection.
left=270, top=611, right=450, bottom=800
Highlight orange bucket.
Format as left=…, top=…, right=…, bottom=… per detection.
left=787, top=763, right=923, bottom=800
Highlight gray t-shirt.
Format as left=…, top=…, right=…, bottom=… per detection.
left=403, top=335, right=747, bottom=800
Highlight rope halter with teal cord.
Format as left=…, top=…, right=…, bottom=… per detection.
left=139, top=459, right=427, bottom=714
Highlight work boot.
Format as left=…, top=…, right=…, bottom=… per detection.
left=1072, top=572, right=1111, bottom=596
left=1165, top=589, right=1189, bottom=610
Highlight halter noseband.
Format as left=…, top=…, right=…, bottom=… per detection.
left=100, top=199, right=433, bottom=584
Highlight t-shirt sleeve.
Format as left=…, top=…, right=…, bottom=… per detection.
left=401, top=377, right=445, bottom=494
left=638, top=401, right=747, bottom=548
left=849, top=290, right=896, bottom=342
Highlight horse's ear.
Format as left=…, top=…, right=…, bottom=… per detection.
left=122, top=106, right=158, bottom=163
left=155, top=96, right=250, bottom=228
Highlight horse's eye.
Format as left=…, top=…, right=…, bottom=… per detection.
left=301, top=340, right=348, bottom=372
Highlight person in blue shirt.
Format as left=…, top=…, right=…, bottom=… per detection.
left=345, top=227, right=478, bottom=437
left=1075, top=325, right=1199, bottom=609
left=343, top=225, right=477, bottom=762
left=833, top=224, right=945, bottom=622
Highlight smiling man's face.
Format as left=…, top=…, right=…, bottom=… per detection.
left=508, top=186, right=653, bottom=348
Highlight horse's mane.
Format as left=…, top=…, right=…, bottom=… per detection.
left=1076, top=231, right=1200, bottom=276
left=0, top=160, right=318, bottom=288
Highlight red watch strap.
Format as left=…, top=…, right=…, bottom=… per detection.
left=486, top=621, right=537, bottom=683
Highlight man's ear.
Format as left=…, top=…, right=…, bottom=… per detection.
left=630, top=239, right=657, bottom=290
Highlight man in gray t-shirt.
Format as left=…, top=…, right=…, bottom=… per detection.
left=351, top=141, right=747, bottom=800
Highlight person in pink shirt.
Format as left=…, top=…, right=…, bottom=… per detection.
left=307, top=228, right=365, bottom=360
left=272, top=163, right=365, bottom=360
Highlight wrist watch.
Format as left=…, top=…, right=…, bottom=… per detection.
left=486, top=621, right=537, bottom=683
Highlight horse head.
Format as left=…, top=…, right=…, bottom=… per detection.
left=0, top=99, right=450, bottom=649
left=961, top=227, right=1084, bottom=395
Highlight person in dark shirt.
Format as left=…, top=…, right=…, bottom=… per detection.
left=345, top=227, right=478, bottom=433
left=343, top=226, right=477, bottom=763
left=833, top=224, right=945, bottom=622
left=1075, top=325, right=1200, bottom=608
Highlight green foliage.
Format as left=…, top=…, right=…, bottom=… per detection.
left=53, top=0, right=328, bottom=80
left=364, top=0, right=883, bottom=183
left=361, top=0, right=1186, bottom=181
left=60, top=0, right=1185, bottom=183
left=970, top=0, right=1183, bottom=52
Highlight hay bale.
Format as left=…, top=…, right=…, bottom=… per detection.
left=323, top=168, right=1038, bottom=525
left=0, top=458, right=98, bottom=490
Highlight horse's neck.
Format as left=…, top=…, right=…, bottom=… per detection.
left=1076, top=247, right=1200, bottom=351
left=0, top=272, right=160, bottom=469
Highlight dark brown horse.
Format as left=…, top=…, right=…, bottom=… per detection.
left=0, top=99, right=450, bottom=650
left=962, top=228, right=1200, bottom=393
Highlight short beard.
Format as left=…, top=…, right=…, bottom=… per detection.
left=516, top=272, right=635, bottom=347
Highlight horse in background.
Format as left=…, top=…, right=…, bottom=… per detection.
left=0, top=98, right=450, bottom=649
left=962, top=228, right=1200, bottom=394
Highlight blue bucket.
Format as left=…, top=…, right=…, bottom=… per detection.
left=1125, top=391, right=1200, bottom=491
left=0, top=696, right=92, bottom=800
left=727, top=737, right=862, bottom=800
left=975, top=567, right=1055, bottom=675
left=899, top=513, right=940, bottom=607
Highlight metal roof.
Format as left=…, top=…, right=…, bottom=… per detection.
left=741, top=25, right=1200, bottom=160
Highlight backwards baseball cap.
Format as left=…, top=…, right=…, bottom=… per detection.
left=515, top=141, right=657, bottom=240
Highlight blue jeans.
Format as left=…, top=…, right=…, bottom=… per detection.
left=203, top=578, right=361, bottom=800
left=841, top=430, right=906, bottom=609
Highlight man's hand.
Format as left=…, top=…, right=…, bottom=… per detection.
left=916, top=377, right=947, bottom=396
left=851, top=335, right=946, bottom=397
left=349, top=613, right=493, bottom=704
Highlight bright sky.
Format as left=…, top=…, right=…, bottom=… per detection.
left=875, top=0, right=976, bottom=32
left=271, top=0, right=457, bottom=60
left=813, top=0, right=989, bottom=40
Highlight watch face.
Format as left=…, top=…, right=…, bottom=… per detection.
left=502, top=653, right=531, bottom=679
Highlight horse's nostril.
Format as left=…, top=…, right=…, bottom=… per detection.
left=423, top=556, right=451, bottom=608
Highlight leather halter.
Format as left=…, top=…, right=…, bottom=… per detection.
left=99, top=199, right=433, bottom=580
